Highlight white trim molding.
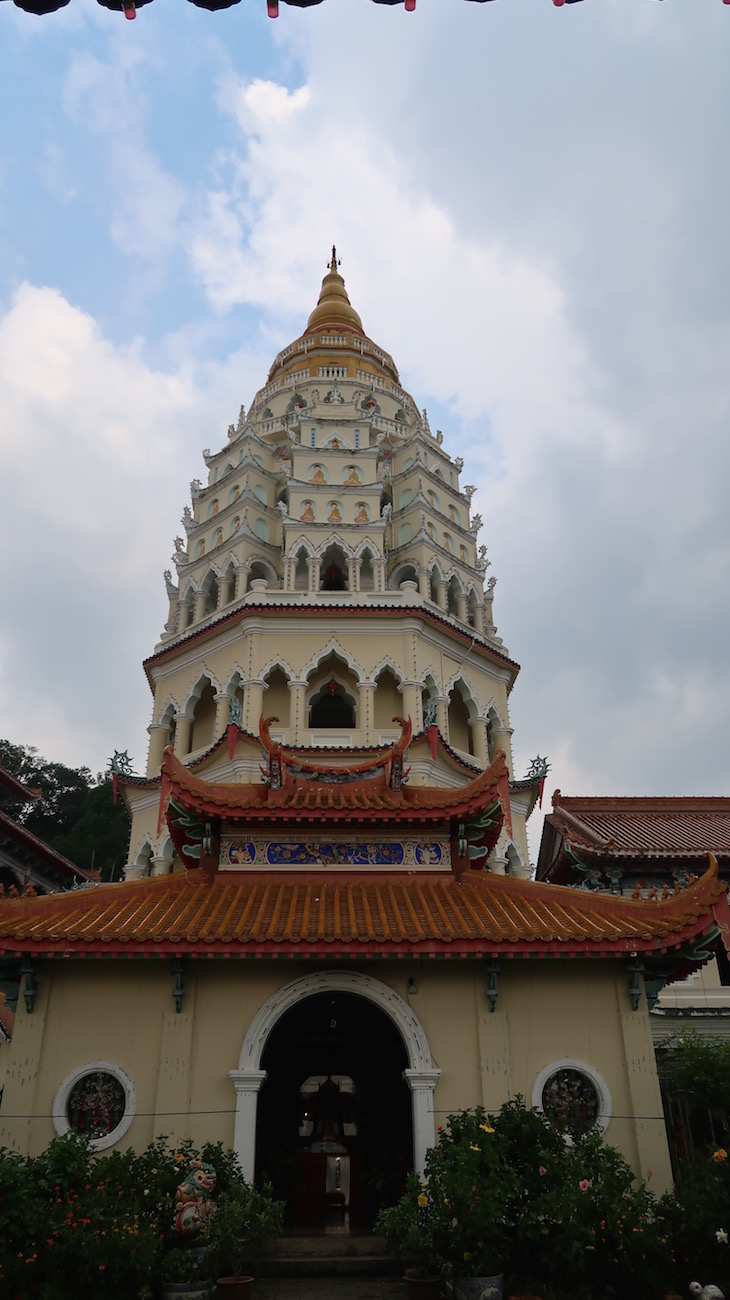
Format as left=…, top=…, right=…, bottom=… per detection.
left=53, top=1061, right=136, bottom=1152
left=232, top=970, right=440, bottom=1180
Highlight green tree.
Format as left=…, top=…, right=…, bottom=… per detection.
left=0, top=740, right=130, bottom=882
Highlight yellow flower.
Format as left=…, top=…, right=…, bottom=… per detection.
left=713, top=1149, right=728, bottom=1163
left=470, top=1143, right=480, bottom=1152
left=479, top=1123, right=495, bottom=1134
left=418, top=1194, right=428, bottom=1207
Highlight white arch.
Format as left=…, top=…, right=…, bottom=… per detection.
left=259, top=655, right=295, bottom=684
left=183, top=667, right=222, bottom=713
left=315, top=533, right=356, bottom=560
left=231, top=971, right=440, bottom=1180
left=444, top=668, right=480, bottom=713
left=299, top=637, right=365, bottom=685
left=155, top=696, right=179, bottom=727
left=370, top=656, right=406, bottom=687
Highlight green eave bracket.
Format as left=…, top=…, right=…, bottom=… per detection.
left=485, top=958, right=500, bottom=1013
left=566, top=846, right=602, bottom=891
left=20, top=959, right=37, bottom=1014
left=459, top=800, right=502, bottom=862
left=626, top=958, right=645, bottom=1011
left=172, top=959, right=185, bottom=1013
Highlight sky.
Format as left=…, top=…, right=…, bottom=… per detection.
left=0, top=0, right=728, bottom=865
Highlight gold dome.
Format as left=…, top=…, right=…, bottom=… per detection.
left=305, top=247, right=364, bottom=335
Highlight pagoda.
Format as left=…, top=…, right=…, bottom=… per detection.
left=0, top=253, right=726, bottom=1214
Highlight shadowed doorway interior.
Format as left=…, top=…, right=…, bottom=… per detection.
left=255, top=990, right=413, bottom=1232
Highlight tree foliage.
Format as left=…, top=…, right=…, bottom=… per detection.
left=0, top=740, right=130, bottom=882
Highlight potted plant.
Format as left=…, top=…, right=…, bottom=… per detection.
left=208, top=1179, right=284, bottom=1299
left=376, top=1171, right=443, bottom=1298
left=160, top=1243, right=213, bottom=1300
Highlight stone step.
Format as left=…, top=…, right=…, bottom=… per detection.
left=271, top=1236, right=390, bottom=1258
left=261, top=1234, right=398, bottom=1279
left=254, top=1280, right=406, bottom=1300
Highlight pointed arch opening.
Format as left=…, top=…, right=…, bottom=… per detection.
left=293, top=545, right=310, bottom=592
left=448, top=680, right=475, bottom=757
left=320, top=543, right=349, bottom=592
left=359, top=546, right=376, bottom=592
left=188, top=675, right=217, bottom=754
left=308, top=652, right=358, bottom=730
left=264, top=665, right=291, bottom=729
left=373, top=667, right=403, bottom=733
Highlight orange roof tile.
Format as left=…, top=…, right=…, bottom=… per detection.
left=538, top=793, right=730, bottom=885
left=0, top=861, right=725, bottom=962
left=160, top=746, right=509, bottom=822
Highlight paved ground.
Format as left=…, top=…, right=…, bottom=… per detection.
left=254, top=1280, right=405, bottom=1300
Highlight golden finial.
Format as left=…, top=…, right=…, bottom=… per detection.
left=329, top=245, right=340, bottom=272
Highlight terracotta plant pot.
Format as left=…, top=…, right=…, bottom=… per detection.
left=216, top=1276, right=254, bottom=1300
left=405, top=1275, right=442, bottom=1300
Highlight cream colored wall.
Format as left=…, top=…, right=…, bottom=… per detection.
left=1, top=957, right=672, bottom=1193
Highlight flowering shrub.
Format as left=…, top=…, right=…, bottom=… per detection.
left=659, top=1147, right=730, bottom=1295
left=0, top=1132, right=259, bottom=1300
left=375, top=1100, right=673, bottom=1299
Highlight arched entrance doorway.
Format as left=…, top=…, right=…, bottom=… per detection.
left=230, top=971, right=440, bottom=1221
left=257, top=991, right=410, bottom=1229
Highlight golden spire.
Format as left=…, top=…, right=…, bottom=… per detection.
left=305, top=247, right=364, bottom=335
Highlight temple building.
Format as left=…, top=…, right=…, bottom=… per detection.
left=0, top=252, right=727, bottom=1218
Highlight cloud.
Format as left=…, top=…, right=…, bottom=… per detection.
left=0, top=284, right=210, bottom=770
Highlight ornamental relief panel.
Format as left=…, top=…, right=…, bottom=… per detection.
left=221, top=834, right=449, bottom=869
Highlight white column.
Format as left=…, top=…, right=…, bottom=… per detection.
left=471, top=716, right=489, bottom=766
left=290, top=680, right=307, bottom=741
left=401, top=681, right=422, bottom=733
left=147, top=723, right=169, bottom=776
left=357, top=680, right=376, bottom=739
left=309, top=556, right=321, bottom=592
left=491, top=725, right=514, bottom=779
left=229, top=1069, right=268, bottom=1183
left=245, top=679, right=265, bottom=733
left=174, top=713, right=193, bottom=758
left=436, top=694, right=449, bottom=735
left=151, top=854, right=173, bottom=877
left=235, top=566, right=248, bottom=600
left=193, top=588, right=207, bottom=623
left=352, top=557, right=362, bottom=593
left=214, top=692, right=231, bottom=739
left=403, top=1068, right=441, bottom=1178
left=472, top=602, right=485, bottom=634
left=455, top=592, right=468, bottom=623
left=346, top=556, right=357, bottom=591
left=418, top=568, right=430, bottom=599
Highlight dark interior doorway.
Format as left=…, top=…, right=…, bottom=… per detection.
left=255, top=990, right=413, bottom=1232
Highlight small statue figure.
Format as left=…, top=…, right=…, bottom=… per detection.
left=174, top=1160, right=217, bottom=1235
left=355, top=502, right=369, bottom=523
left=328, top=501, right=342, bottom=524
left=344, top=465, right=362, bottom=486
left=309, top=463, right=327, bottom=484
left=301, top=500, right=315, bottom=523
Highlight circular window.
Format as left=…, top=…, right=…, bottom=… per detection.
left=53, top=1062, right=136, bottom=1152
left=532, top=1059, right=611, bottom=1141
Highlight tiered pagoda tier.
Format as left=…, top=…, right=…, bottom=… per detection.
left=127, top=250, right=538, bottom=881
